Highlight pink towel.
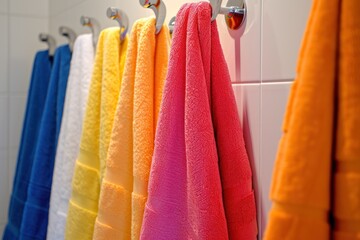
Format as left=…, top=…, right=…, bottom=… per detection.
left=140, top=2, right=258, bottom=239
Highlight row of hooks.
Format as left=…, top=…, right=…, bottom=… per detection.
left=39, top=0, right=247, bottom=56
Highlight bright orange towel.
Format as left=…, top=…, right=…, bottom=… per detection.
left=264, top=0, right=360, bottom=239
left=92, top=17, right=170, bottom=240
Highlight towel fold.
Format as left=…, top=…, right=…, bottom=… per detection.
left=65, top=28, right=128, bottom=240
left=18, top=45, right=71, bottom=240
left=93, top=17, right=170, bottom=240
left=47, top=34, right=94, bottom=240
left=2, top=50, right=52, bottom=240
left=264, top=0, right=360, bottom=239
left=140, top=3, right=257, bottom=239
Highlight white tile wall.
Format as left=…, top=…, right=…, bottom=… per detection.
left=262, top=0, right=312, bottom=81
left=0, top=96, right=8, bottom=149
left=9, top=16, right=48, bottom=93
left=9, top=0, right=49, bottom=17
left=0, top=0, right=7, bottom=14
left=0, top=15, right=8, bottom=93
left=9, top=95, right=27, bottom=148
left=0, top=149, right=9, bottom=226
left=260, top=82, right=291, bottom=236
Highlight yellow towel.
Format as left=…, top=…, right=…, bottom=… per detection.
left=65, top=27, right=128, bottom=240
left=264, top=0, right=360, bottom=239
left=92, top=17, right=170, bottom=240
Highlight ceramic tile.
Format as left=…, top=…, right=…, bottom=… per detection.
left=8, top=146, right=18, bottom=193
left=260, top=82, right=291, bottom=235
left=9, top=95, right=26, bottom=147
left=10, top=0, right=49, bottom=17
left=262, top=0, right=312, bottom=81
left=0, top=149, right=9, bottom=224
left=0, top=15, right=8, bottom=93
left=232, top=83, right=261, bottom=235
left=0, top=96, right=8, bottom=149
left=0, top=0, right=7, bottom=14
left=9, top=16, right=48, bottom=93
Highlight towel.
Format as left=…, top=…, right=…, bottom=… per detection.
left=263, top=0, right=360, bottom=239
left=2, top=50, right=52, bottom=240
left=65, top=28, right=128, bottom=240
left=18, top=44, right=71, bottom=240
left=92, top=17, right=170, bottom=240
left=140, top=3, right=257, bottom=240
left=47, top=34, right=94, bottom=240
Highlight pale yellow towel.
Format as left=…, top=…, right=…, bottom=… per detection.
left=93, top=17, right=170, bottom=240
left=65, top=27, right=128, bottom=240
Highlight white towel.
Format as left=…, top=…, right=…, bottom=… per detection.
left=47, top=34, right=94, bottom=240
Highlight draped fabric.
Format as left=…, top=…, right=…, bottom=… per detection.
left=2, top=50, right=52, bottom=240
left=20, top=45, right=71, bottom=240
left=140, top=3, right=257, bottom=239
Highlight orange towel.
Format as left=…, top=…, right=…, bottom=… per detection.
left=92, top=17, right=170, bottom=240
left=264, top=0, right=360, bottom=239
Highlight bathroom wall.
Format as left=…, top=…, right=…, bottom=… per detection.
left=0, top=0, right=312, bottom=237
left=0, top=0, right=49, bottom=233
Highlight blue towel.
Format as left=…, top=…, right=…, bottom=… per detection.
left=18, top=45, right=71, bottom=240
left=2, top=50, right=53, bottom=240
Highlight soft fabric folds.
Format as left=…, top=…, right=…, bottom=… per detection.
left=264, top=0, right=360, bottom=239
left=93, top=17, right=170, bottom=240
left=2, top=50, right=52, bottom=240
left=19, top=45, right=71, bottom=240
left=140, top=3, right=257, bottom=239
left=47, top=34, right=94, bottom=240
left=65, top=28, right=128, bottom=240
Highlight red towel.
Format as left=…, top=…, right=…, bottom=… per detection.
left=140, top=2, right=257, bottom=239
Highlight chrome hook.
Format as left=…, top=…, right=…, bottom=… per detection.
left=106, top=7, right=129, bottom=42
left=139, top=0, right=166, bottom=34
left=80, top=16, right=101, bottom=49
left=39, top=33, right=56, bottom=56
left=169, top=16, right=176, bottom=35
left=59, top=26, right=77, bottom=52
left=210, top=0, right=246, bottom=30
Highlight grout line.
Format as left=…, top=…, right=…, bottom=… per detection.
left=259, top=0, right=264, bottom=237
left=6, top=0, right=10, bottom=211
left=7, top=13, right=48, bottom=19
left=232, top=79, right=294, bottom=85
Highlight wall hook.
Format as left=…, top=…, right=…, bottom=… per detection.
left=139, top=0, right=166, bottom=34
left=169, top=16, right=176, bottom=35
left=39, top=33, right=56, bottom=56
left=80, top=16, right=101, bottom=49
left=59, top=26, right=77, bottom=52
left=210, top=0, right=246, bottom=30
left=106, top=7, right=129, bottom=42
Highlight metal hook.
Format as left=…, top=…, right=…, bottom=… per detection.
left=106, top=7, right=129, bottom=42
left=59, top=26, right=77, bottom=52
left=39, top=33, right=56, bottom=56
left=210, top=0, right=246, bottom=30
left=169, top=16, right=176, bottom=35
left=80, top=16, right=101, bottom=49
left=139, top=0, right=166, bottom=34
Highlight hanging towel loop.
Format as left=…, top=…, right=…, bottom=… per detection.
left=59, top=26, right=77, bottom=52
left=80, top=16, right=101, bottom=49
left=210, top=0, right=246, bottom=30
left=106, top=7, right=129, bottom=42
left=139, top=0, right=166, bottom=34
left=39, top=33, right=56, bottom=56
